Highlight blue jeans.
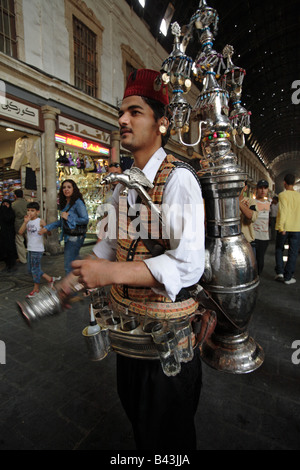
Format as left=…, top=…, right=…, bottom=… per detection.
left=64, top=236, right=85, bottom=274
left=27, top=251, right=44, bottom=284
left=275, top=231, right=300, bottom=281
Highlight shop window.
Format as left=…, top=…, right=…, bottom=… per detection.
left=0, top=157, right=21, bottom=202
left=126, top=62, right=136, bottom=81
left=55, top=133, right=110, bottom=237
left=73, top=16, right=97, bottom=98
left=0, top=0, right=17, bottom=58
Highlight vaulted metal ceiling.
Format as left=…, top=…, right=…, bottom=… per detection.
left=126, top=0, right=300, bottom=191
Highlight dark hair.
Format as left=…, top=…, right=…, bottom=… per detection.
left=14, top=189, right=23, bottom=198
left=59, top=179, right=85, bottom=210
left=284, top=174, right=295, bottom=186
left=141, top=96, right=171, bottom=148
left=27, top=202, right=40, bottom=211
left=1, top=199, right=12, bottom=207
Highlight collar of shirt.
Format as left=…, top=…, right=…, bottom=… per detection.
left=127, top=147, right=166, bottom=206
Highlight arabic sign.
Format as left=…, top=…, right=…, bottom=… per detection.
left=0, top=97, right=39, bottom=127
left=55, top=133, right=110, bottom=155
left=58, top=116, right=111, bottom=145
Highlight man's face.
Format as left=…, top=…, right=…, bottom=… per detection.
left=256, top=186, right=268, bottom=199
left=118, top=96, right=160, bottom=153
left=108, top=165, right=122, bottom=175
left=108, top=164, right=122, bottom=186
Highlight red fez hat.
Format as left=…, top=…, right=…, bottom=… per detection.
left=123, top=69, right=169, bottom=106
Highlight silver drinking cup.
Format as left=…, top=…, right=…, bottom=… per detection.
left=17, top=286, right=63, bottom=326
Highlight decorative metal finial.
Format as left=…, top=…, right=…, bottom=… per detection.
left=171, top=21, right=181, bottom=39
left=160, top=0, right=251, bottom=156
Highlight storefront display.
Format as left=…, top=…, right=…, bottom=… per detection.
left=0, top=93, right=43, bottom=207
left=0, top=125, right=41, bottom=203
left=55, top=133, right=111, bottom=237
left=0, top=178, right=21, bottom=202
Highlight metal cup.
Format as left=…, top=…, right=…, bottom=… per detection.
left=100, top=305, right=120, bottom=326
left=82, top=326, right=109, bottom=361
left=120, top=308, right=140, bottom=331
left=151, top=322, right=181, bottom=377
left=17, top=286, right=63, bottom=326
left=90, top=288, right=108, bottom=315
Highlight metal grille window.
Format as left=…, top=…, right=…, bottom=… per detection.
left=73, top=16, right=97, bottom=98
left=0, top=0, right=17, bottom=57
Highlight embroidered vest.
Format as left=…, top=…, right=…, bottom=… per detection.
left=110, top=155, right=199, bottom=320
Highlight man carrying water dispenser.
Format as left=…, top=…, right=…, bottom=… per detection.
left=70, top=69, right=205, bottom=450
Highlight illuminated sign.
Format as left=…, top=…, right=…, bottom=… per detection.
left=55, top=133, right=110, bottom=155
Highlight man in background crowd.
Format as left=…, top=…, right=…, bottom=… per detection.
left=275, top=173, right=300, bottom=284
left=239, top=181, right=258, bottom=254
left=269, top=196, right=279, bottom=241
left=96, top=162, right=122, bottom=241
left=12, top=189, right=27, bottom=264
left=253, top=180, right=270, bottom=275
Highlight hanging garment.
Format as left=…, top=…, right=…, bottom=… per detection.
left=25, top=167, right=37, bottom=190
left=11, top=136, right=40, bottom=171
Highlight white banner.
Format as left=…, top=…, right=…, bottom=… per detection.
left=0, top=97, right=39, bottom=127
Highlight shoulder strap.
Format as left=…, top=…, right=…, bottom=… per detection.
left=128, top=159, right=202, bottom=258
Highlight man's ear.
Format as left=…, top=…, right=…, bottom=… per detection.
left=159, top=117, right=169, bottom=135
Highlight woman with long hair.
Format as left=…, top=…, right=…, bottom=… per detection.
left=40, top=179, right=89, bottom=274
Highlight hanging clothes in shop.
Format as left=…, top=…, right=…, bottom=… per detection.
left=25, top=166, right=37, bottom=190
left=11, top=136, right=40, bottom=171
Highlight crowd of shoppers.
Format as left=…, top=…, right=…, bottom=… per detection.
left=0, top=182, right=89, bottom=292
left=239, top=173, right=300, bottom=283
left=1, top=172, right=299, bottom=289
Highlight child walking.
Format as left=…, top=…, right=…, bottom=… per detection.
left=19, top=202, right=61, bottom=298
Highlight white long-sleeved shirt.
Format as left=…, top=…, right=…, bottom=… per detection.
left=93, top=148, right=205, bottom=301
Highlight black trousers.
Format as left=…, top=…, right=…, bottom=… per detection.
left=255, top=239, right=269, bottom=275
left=117, top=348, right=202, bottom=451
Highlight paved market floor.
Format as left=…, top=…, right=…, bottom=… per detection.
left=0, top=240, right=299, bottom=451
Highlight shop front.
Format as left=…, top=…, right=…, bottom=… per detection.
left=55, top=115, right=113, bottom=239
left=55, top=131, right=111, bottom=238
left=0, top=94, right=43, bottom=208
